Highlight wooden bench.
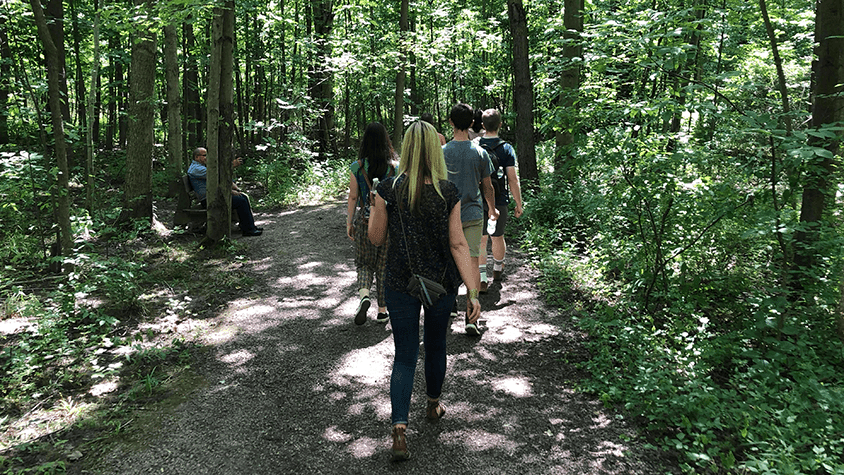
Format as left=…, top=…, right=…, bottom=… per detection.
left=173, top=175, right=207, bottom=231
left=173, top=175, right=240, bottom=231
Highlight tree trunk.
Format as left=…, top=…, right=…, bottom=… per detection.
left=122, top=0, right=156, bottom=222
left=203, top=0, right=235, bottom=244
left=794, top=0, right=844, bottom=275
left=44, top=0, right=70, bottom=124
left=70, top=0, right=86, bottom=136
left=759, top=0, right=792, bottom=136
left=393, top=0, right=409, bottom=149
left=86, top=0, right=100, bottom=213
left=0, top=17, right=12, bottom=144
left=507, top=0, right=539, bottom=189
left=31, top=0, right=73, bottom=271
left=183, top=20, right=202, bottom=150
left=310, top=0, right=334, bottom=159
left=105, top=33, right=117, bottom=150
left=553, top=0, right=584, bottom=177
left=164, top=23, right=183, bottom=180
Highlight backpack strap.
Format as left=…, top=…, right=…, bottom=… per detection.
left=357, top=159, right=375, bottom=209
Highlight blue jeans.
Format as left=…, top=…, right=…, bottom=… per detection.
left=200, top=194, right=257, bottom=232
left=386, top=287, right=456, bottom=426
left=232, top=194, right=257, bottom=232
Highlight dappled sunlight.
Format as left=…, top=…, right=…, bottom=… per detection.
left=1, top=397, right=99, bottom=451
left=440, top=428, right=522, bottom=454
left=347, top=436, right=379, bottom=459
left=248, top=255, right=276, bottom=272
left=329, top=338, right=393, bottom=387
left=489, top=375, right=533, bottom=397
left=323, top=425, right=353, bottom=443
left=219, top=349, right=255, bottom=366
left=89, top=379, right=119, bottom=397
left=592, top=439, right=626, bottom=458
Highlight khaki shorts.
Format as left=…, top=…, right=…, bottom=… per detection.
left=462, top=219, right=483, bottom=257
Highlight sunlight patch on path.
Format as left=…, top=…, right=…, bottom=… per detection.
left=440, top=428, right=521, bottom=454
left=489, top=375, right=533, bottom=397
left=347, top=436, right=379, bottom=458
left=329, top=338, right=393, bottom=387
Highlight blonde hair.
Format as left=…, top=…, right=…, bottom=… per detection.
left=396, top=121, right=448, bottom=213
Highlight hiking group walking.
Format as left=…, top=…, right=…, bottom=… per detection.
left=344, top=104, right=524, bottom=462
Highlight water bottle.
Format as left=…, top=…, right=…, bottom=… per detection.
left=371, top=177, right=379, bottom=196
left=487, top=216, right=497, bottom=235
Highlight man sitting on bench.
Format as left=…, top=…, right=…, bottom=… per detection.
left=187, top=147, right=263, bottom=237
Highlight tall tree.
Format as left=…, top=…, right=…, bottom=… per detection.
left=164, top=22, right=183, bottom=180
left=86, top=0, right=101, bottom=213
left=0, top=17, right=12, bottom=144
left=793, top=0, right=844, bottom=273
left=310, top=0, right=334, bottom=158
left=553, top=0, right=584, bottom=176
left=204, top=0, right=235, bottom=244
left=121, top=0, right=157, bottom=222
left=183, top=19, right=202, bottom=149
left=392, top=0, right=409, bottom=148
left=507, top=0, right=539, bottom=189
left=30, top=0, right=73, bottom=269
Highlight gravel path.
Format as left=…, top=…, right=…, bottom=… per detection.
left=98, top=201, right=675, bottom=474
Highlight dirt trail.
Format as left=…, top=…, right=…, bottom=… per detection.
left=98, top=201, right=675, bottom=474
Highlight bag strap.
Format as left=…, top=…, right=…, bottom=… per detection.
left=357, top=159, right=375, bottom=210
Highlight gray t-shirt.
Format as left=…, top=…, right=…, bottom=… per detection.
left=442, top=139, right=493, bottom=222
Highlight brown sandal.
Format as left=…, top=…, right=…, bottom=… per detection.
left=426, top=399, right=446, bottom=420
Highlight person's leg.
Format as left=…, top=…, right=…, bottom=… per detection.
left=374, top=241, right=389, bottom=321
left=354, top=217, right=374, bottom=324
left=462, top=220, right=482, bottom=335
left=232, top=194, right=257, bottom=232
left=491, top=205, right=509, bottom=280
left=423, top=294, right=455, bottom=402
left=387, top=288, right=422, bottom=427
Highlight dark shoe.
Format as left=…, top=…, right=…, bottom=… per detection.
left=355, top=296, right=370, bottom=325
left=426, top=399, right=446, bottom=420
left=376, top=312, right=389, bottom=324
left=480, top=281, right=488, bottom=293
left=465, top=315, right=481, bottom=336
left=242, top=228, right=263, bottom=236
left=391, top=426, right=410, bottom=461
left=493, top=268, right=503, bottom=281
left=450, top=302, right=458, bottom=319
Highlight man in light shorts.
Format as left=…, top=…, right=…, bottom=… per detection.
left=442, top=103, right=498, bottom=335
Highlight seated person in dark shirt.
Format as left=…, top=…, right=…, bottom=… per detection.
left=187, top=147, right=263, bottom=237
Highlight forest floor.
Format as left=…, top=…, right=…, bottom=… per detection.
left=75, top=198, right=679, bottom=474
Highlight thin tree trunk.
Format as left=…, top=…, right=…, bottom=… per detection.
left=393, top=0, right=409, bottom=148
left=759, top=0, right=792, bottom=135
left=86, top=0, right=100, bottom=213
left=122, top=0, right=156, bottom=222
left=0, top=17, right=12, bottom=144
left=70, top=0, right=86, bottom=135
left=183, top=20, right=201, bottom=149
left=164, top=23, right=183, bottom=180
left=31, top=0, right=73, bottom=271
left=507, top=0, right=539, bottom=189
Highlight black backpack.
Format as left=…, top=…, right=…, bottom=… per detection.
left=479, top=140, right=506, bottom=196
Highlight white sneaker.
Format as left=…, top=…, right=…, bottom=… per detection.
left=355, top=296, right=370, bottom=325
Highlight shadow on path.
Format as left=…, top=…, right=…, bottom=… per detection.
left=99, top=201, right=675, bottom=474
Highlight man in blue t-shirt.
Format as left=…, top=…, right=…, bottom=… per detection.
left=478, top=109, right=524, bottom=291
left=442, top=103, right=499, bottom=335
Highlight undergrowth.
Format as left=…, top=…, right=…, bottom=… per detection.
left=518, top=167, right=844, bottom=474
